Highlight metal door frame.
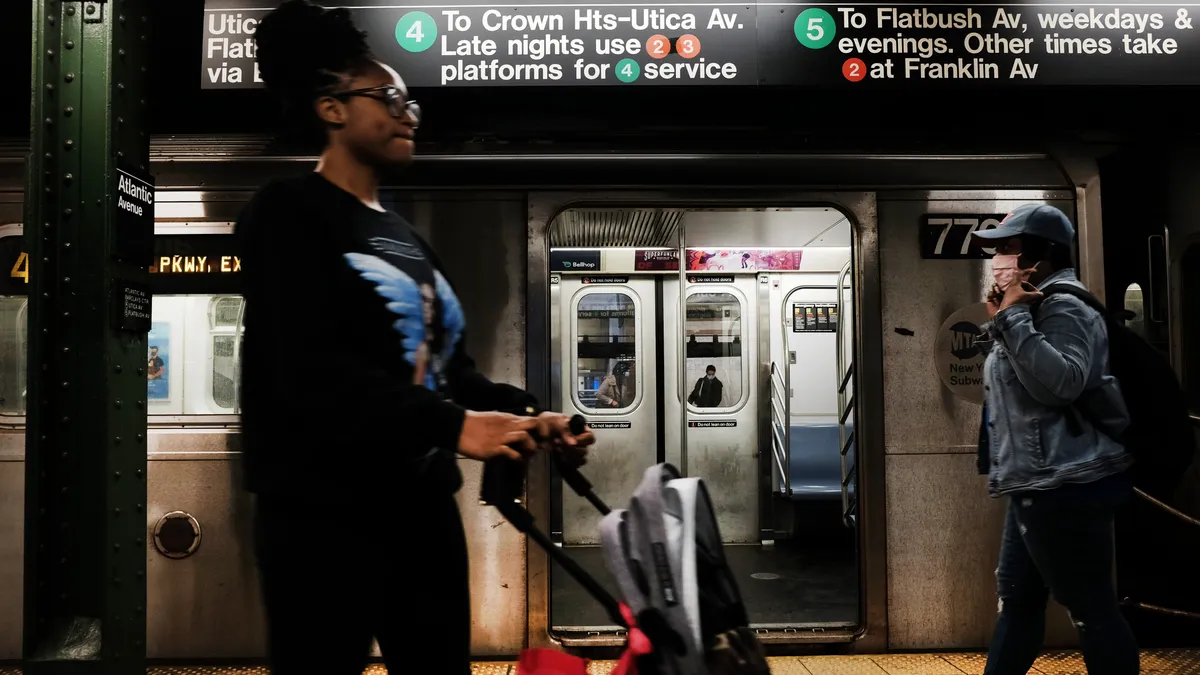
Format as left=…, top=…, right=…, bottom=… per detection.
left=526, top=191, right=885, bottom=652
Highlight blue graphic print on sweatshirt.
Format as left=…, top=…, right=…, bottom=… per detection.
left=343, top=251, right=465, bottom=392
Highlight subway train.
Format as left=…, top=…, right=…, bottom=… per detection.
left=0, top=136, right=1197, bottom=662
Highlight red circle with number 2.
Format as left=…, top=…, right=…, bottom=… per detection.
left=647, top=34, right=670, bottom=58
left=842, top=58, right=866, bottom=82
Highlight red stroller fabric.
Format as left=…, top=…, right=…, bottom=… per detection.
left=612, top=603, right=653, bottom=675
left=515, top=603, right=652, bottom=675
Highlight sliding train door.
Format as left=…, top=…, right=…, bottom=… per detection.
left=553, top=273, right=660, bottom=547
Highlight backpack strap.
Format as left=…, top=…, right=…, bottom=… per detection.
left=1028, top=282, right=1110, bottom=438
left=1035, top=282, right=1109, bottom=317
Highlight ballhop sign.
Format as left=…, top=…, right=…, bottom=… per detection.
left=203, top=1, right=1200, bottom=87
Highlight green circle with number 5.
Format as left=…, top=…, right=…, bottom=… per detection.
left=794, top=8, right=834, bottom=49
left=396, top=11, right=437, bottom=52
left=615, top=58, right=640, bottom=83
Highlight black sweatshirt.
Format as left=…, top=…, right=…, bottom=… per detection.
left=234, top=172, right=538, bottom=504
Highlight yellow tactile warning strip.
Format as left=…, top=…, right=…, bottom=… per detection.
left=0, top=650, right=1197, bottom=674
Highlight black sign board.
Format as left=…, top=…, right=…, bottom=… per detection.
left=688, top=420, right=737, bottom=428
left=792, top=303, right=838, bottom=333
left=918, top=215, right=1006, bottom=260
left=688, top=275, right=734, bottom=283
left=581, top=275, right=629, bottom=284
left=204, top=1, right=1200, bottom=88
left=551, top=249, right=601, bottom=272
left=0, top=233, right=243, bottom=297
left=112, top=166, right=155, bottom=265
left=114, top=280, right=153, bottom=333
left=587, top=421, right=632, bottom=429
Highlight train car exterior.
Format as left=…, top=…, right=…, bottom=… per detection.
left=7, top=137, right=1191, bottom=664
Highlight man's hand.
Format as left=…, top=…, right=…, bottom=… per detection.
left=535, top=412, right=596, bottom=467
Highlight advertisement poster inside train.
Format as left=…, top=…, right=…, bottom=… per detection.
left=634, top=249, right=680, bottom=271
left=686, top=249, right=803, bottom=271
left=147, top=322, right=170, bottom=401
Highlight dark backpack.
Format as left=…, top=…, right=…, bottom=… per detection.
left=1036, top=284, right=1195, bottom=498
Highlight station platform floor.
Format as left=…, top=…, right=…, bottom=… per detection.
left=3, top=650, right=1200, bottom=674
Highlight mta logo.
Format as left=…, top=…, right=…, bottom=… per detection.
left=949, top=321, right=982, bottom=360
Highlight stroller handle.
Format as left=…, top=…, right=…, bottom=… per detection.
left=480, top=413, right=629, bottom=628
left=481, top=413, right=611, bottom=515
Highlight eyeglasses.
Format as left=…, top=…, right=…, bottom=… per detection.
left=331, top=85, right=421, bottom=124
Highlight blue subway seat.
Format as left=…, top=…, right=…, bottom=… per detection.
left=786, top=422, right=856, bottom=501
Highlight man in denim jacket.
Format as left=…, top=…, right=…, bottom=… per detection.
left=972, top=204, right=1138, bottom=675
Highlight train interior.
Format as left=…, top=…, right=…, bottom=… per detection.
left=545, top=207, right=859, bottom=636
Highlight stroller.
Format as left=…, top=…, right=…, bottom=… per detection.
left=481, top=415, right=771, bottom=675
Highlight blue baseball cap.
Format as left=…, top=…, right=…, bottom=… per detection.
left=971, top=204, right=1075, bottom=248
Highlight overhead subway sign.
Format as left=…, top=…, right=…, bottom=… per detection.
left=202, top=2, right=1200, bottom=87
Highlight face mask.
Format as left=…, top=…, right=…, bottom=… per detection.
left=991, top=254, right=1021, bottom=291
left=706, top=374, right=714, bottom=380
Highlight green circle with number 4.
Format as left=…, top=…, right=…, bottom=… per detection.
left=396, top=11, right=437, bottom=52
left=615, top=58, right=640, bottom=83
left=794, top=8, right=835, bottom=49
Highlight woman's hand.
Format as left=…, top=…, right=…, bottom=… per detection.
left=457, top=411, right=539, bottom=461
left=536, top=412, right=596, bottom=467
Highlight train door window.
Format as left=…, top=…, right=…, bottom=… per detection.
left=1122, top=283, right=1147, bottom=341
left=209, top=296, right=245, bottom=411
left=0, top=297, right=27, bottom=416
left=575, top=292, right=637, bottom=412
left=1181, top=244, right=1200, bottom=413
left=685, top=291, right=744, bottom=412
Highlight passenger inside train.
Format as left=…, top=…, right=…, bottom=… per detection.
left=687, top=365, right=724, bottom=408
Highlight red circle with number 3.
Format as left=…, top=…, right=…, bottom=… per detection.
left=842, top=58, right=866, bottom=82
left=677, top=34, right=701, bottom=59
left=646, top=34, right=670, bottom=59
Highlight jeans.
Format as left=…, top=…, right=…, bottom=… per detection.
left=984, top=475, right=1140, bottom=675
left=253, top=493, right=472, bottom=675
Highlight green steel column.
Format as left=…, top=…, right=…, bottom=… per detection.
left=24, top=1, right=153, bottom=673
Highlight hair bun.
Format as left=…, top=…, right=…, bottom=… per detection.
left=254, top=0, right=372, bottom=100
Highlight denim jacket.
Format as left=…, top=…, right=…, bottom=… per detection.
left=979, top=269, right=1133, bottom=497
